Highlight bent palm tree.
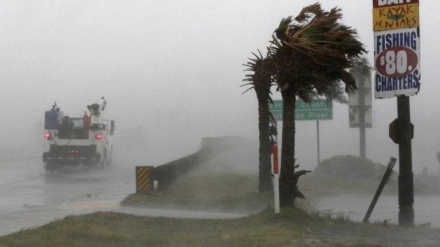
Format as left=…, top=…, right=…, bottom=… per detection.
left=242, top=50, right=276, bottom=192
left=270, top=3, right=366, bottom=206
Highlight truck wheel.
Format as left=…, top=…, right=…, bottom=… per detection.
left=107, top=154, right=112, bottom=166
left=99, top=151, right=107, bottom=168
left=107, top=147, right=113, bottom=166
left=107, top=148, right=112, bottom=166
left=44, top=162, right=56, bottom=172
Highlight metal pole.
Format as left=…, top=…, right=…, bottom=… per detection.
left=272, top=144, right=280, bottom=213
left=274, top=173, right=280, bottom=213
left=359, top=76, right=366, bottom=159
left=363, top=157, right=396, bottom=223
left=397, top=95, right=414, bottom=226
left=317, top=120, right=320, bottom=165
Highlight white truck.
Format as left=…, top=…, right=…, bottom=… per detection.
left=42, top=97, right=115, bottom=171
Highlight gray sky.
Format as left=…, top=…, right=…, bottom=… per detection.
left=1, top=0, right=439, bottom=172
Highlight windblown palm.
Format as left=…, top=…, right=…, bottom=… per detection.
left=349, top=57, right=372, bottom=79
left=242, top=50, right=277, bottom=192
left=270, top=3, right=366, bottom=206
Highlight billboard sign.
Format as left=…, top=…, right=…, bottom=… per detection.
left=374, top=27, right=420, bottom=99
left=269, top=100, right=283, bottom=121
left=372, top=0, right=421, bottom=99
left=349, top=75, right=373, bottom=128
left=373, top=0, right=419, bottom=31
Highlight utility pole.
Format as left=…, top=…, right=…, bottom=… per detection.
left=397, top=95, right=414, bottom=226
left=316, top=120, right=320, bottom=164
left=358, top=74, right=366, bottom=159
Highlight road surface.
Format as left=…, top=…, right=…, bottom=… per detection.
left=0, top=156, right=244, bottom=236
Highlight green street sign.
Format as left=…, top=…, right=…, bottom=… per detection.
left=269, top=99, right=332, bottom=121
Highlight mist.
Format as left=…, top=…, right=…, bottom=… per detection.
left=2, top=1, right=440, bottom=174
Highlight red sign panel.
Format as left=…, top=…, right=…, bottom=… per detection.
left=373, top=0, right=419, bottom=8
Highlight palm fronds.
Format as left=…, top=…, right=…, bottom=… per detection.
left=241, top=49, right=276, bottom=102
left=270, top=2, right=366, bottom=102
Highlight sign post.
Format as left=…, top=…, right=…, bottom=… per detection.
left=373, top=0, right=420, bottom=226
left=272, top=143, right=280, bottom=214
left=349, top=64, right=373, bottom=158
left=397, top=95, right=414, bottom=225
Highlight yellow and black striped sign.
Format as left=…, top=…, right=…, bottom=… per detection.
left=136, top=166, right=154, bottom=193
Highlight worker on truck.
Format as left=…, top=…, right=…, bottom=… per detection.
left=88, top=97, right=106, bottom=129
left=83, top=111, right=90, bottom=139
left=58, top=116, right=73, bottom=139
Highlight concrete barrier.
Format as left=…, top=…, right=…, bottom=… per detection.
left=152, top=137, right=234, bottom=190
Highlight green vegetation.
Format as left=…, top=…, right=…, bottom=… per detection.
left=270, top=3, right=366, bottom=207
left=121, top=171, right=272, bottom=213
left=2, top=204, right=440, bottom=246
left=242, top=2, right=367, bottom=206
left=242, top=50, right=277, bottom=193
left=2, top=156, right=440, bottom=246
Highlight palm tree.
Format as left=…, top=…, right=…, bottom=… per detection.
left=242, top=50, right=277, bottom=192
left=269, top=3, right=366, bottom=206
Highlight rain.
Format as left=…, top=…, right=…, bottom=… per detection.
left=1, top=0, right=440, bottom=238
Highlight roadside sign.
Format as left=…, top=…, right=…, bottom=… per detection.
left=136, top=166, right=154, bottom=194
left=373, top=0, right=419, bottom=226
left=372, top=0, right=421, bottom=99
left=269, top=100, right=283, bottom=118
left=269, top=99, right=332, bottom=121
left=349, top=70, right=373, bottom=128
left=389, top=118, right=414, bottom=144
left=349, top=107, right=373, bottom=128
left=374, top=27, right=420, bottom=98
left=373, top=0, right=419, bottom=31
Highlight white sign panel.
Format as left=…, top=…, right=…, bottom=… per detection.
left=348, top=71, right=373, bottom=128
left=374, top=27, right=420, bottom=99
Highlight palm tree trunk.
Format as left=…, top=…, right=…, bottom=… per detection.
left=258, top=99, right=273, bottom=192
left=279, top=89, right=296, bottom=207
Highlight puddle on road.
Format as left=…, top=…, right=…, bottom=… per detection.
left=0, top=199, right=248, bottom=237
left=69, top=200, right=120, bottom=210
left=112, top=206, right=248, bottom=219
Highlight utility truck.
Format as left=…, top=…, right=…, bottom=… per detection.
left=42, top=97, right=115, bottom=170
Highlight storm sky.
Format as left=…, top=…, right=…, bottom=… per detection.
left=1, top=0, right=439, bottom=172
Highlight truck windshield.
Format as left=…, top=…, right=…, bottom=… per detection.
left=58, top=118, right=88, bottom=139
left=71, top=118, right=84, bottom=128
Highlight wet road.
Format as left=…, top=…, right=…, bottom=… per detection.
left=0, top=156, right=135, bottom=235
left=0, top=156, right=245, bottom=236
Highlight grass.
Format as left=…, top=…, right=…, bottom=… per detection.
left=2, top=207, right=440, bottom=247
left=121, top=170, right=272, bottom=213
left=2, top=162, right=440, bottom=246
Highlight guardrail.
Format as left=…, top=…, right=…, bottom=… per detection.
left=136, top=137, right=234, bottom=193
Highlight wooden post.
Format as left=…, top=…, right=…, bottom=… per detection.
left=316, top=121, right=320, bottom=165
left=273, top=144, right=280, bottom=214
left=397, top=95, right=414, bottom=226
